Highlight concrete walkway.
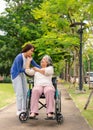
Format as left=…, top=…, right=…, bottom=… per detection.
left=0, top=84, right=92, bottom=130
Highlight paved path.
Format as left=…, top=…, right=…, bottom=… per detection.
left=0, top=84, right=92, bottom=130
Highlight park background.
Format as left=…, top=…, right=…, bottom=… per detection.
left=0, top=0, right=93, bottom=128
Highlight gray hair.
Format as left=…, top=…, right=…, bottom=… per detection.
left=42, top=55, right=53, bottom=66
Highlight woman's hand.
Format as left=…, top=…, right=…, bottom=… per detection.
left=27, top=57, right=32, bottom=62
left=26, top=57, right=32, bottom=69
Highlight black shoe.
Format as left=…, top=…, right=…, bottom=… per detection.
left=29, top=115, right=36, bottom=119
left=29, top=115, right=38, bottom=120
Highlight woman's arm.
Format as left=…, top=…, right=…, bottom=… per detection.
left=33, top=66, right=54, bottom=76
left=33, top=67, right=45, bottom=75
left=31, top=59, right=41, bottom=68
left=25, top=57, right=35, bottom=76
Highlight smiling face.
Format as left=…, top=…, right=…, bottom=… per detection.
left=41, top=55, right=52, bottom=67
left=40, top=58, right=48, bottom=68
left=24, top=48, right=34, bottom=58
left=22, top=43, right=35, bottom=58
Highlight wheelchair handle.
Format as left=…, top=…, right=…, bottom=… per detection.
left=28, top=79, right=34, bottom=84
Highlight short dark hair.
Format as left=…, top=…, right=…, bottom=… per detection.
left=22, top=43, right=35, bottom=53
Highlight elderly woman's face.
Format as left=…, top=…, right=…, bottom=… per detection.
left=40, top=58, right=48, bottom=67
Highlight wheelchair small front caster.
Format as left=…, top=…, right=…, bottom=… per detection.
left=56, top=114, right=63, bottom=124
left=19, top=112, right=28, bottom=122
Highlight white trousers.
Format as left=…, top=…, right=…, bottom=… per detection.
left=12, top=73, right=28, bottom=111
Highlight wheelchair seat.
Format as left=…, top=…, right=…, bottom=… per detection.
left=39, top=93, right=47, bottom=110
left=40, top=93, right=45, bottom=98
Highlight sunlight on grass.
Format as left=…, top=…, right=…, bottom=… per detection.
left=0, top=83, right=15, bottom=109
left=64, top=82, right=93, bottom=128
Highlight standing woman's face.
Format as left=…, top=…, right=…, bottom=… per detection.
left=26, top=48, right=34, bottom=57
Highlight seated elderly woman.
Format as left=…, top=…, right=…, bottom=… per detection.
left=25, top=55, right=55, bottom=119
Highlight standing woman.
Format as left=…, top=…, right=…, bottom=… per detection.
left=10, top=43, right=40, bottom=116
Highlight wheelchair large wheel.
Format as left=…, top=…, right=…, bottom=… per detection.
left=55, top=90, right=61, bottom=113
left=26, top=96, right=30, bottom=110
left=26, top=89, right=31, bottom=109
left=19, top=112, right=28, bottom=122
left=55, top=90, right=63, bottom=124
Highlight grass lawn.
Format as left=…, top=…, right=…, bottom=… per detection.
left=0, top=83, right=15, bottom=109
left=64, top=82, right=93, bottom=128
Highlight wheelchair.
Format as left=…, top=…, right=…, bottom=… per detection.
left=19, top=76, right=63, bottom=124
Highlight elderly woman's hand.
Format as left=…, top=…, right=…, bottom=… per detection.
left=33, top=67, right=38, bottom=71
left=33, top=67, right=45, bottom=75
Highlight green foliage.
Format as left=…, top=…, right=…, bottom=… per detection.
left=0, top=0, right=93, bottom=76
left=0, top=0, right=43, bottom=75
left=32, top=0, right=93, bottom=75
left=3, top=76, right=11, bottom=83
